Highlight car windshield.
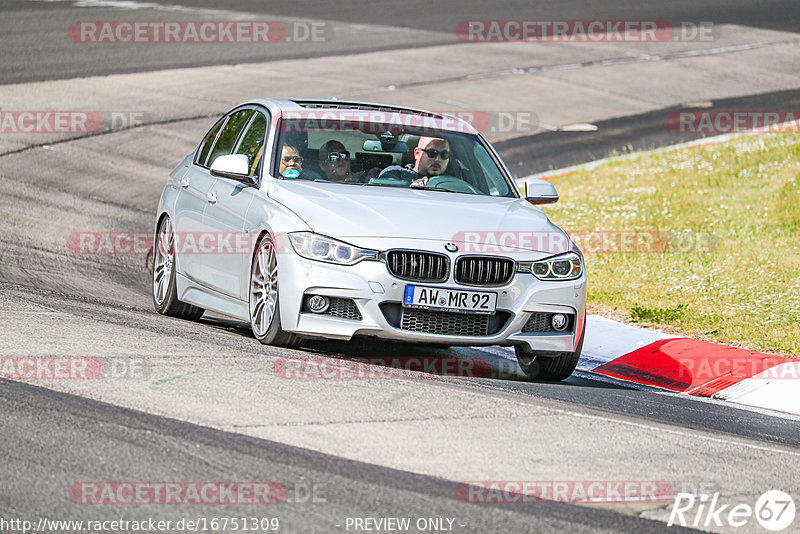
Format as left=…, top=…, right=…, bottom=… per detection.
left=272, top=117, right=516, bottom=197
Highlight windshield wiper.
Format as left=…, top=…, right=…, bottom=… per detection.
left=408, top=186, right=460, bottom=194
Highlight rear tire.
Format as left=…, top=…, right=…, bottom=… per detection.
left=515, top=323, right=585, bottom=381
left=249, top=234, right=301, bottom=348
left=152, top=215, right=204, bottom=320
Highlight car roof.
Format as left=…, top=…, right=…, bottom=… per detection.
left=243, top=98, right=480, bottom=135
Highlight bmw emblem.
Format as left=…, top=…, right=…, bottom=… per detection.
left=444, top=243, right=458, bottom=252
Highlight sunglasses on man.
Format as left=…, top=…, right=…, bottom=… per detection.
left=419, top=148, right=450, bottom=160
left=325, top=151, right=350, bottom=162
left=282, top=155, right=304, bottom=164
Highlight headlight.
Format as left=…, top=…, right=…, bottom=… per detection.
left=288, top=232, right=378, bottom=265
left=517, top=252, right=583, bottom=281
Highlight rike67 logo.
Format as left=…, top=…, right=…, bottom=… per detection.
left=668, top=490, right=795, bottom=531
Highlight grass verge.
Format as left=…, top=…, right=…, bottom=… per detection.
left=541, top=133, right=800, bottom=357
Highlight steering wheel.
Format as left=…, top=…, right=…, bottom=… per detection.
left=422, top=175, right=480, bottom=194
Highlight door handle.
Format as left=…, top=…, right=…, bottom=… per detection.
left=180, top=177, right=190, bottom=189
left=206, top=191, right=217, bottom=205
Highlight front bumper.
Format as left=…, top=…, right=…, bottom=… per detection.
left=277, top=249, right=586, bottom=353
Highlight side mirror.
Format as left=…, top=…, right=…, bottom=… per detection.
left=524, top=178, right=559, bottom=205
left=210, top=154, right=256, bottom=186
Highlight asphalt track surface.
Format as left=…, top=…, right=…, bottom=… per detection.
left=496, top=87, right=800, bottom=175
left=2, top=2, right=800, bottom=533
left=2, top=0, right=800, bottom=83
left=1, top=378, right=703, bottom=534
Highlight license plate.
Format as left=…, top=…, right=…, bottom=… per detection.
left=403, top=285, right=497, bottom=314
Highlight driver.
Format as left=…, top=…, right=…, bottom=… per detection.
left=378, top=136, right=450, bottom=186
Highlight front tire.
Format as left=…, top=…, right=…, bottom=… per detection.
left=152, top=215, right=204, bottom=320
left=249, top=234, right=301, bottom=348
left=515, top=324, right=585, bottom=381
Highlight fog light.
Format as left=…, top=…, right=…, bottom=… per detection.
left=307, top=295, right=330, bottom=313
left=551, top=313, right=568, bottom=332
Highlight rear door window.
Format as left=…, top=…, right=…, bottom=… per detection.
left=196, top=119, right=224, bottom=167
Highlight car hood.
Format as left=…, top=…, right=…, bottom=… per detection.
left=267, top=179, right=572, bottom=254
